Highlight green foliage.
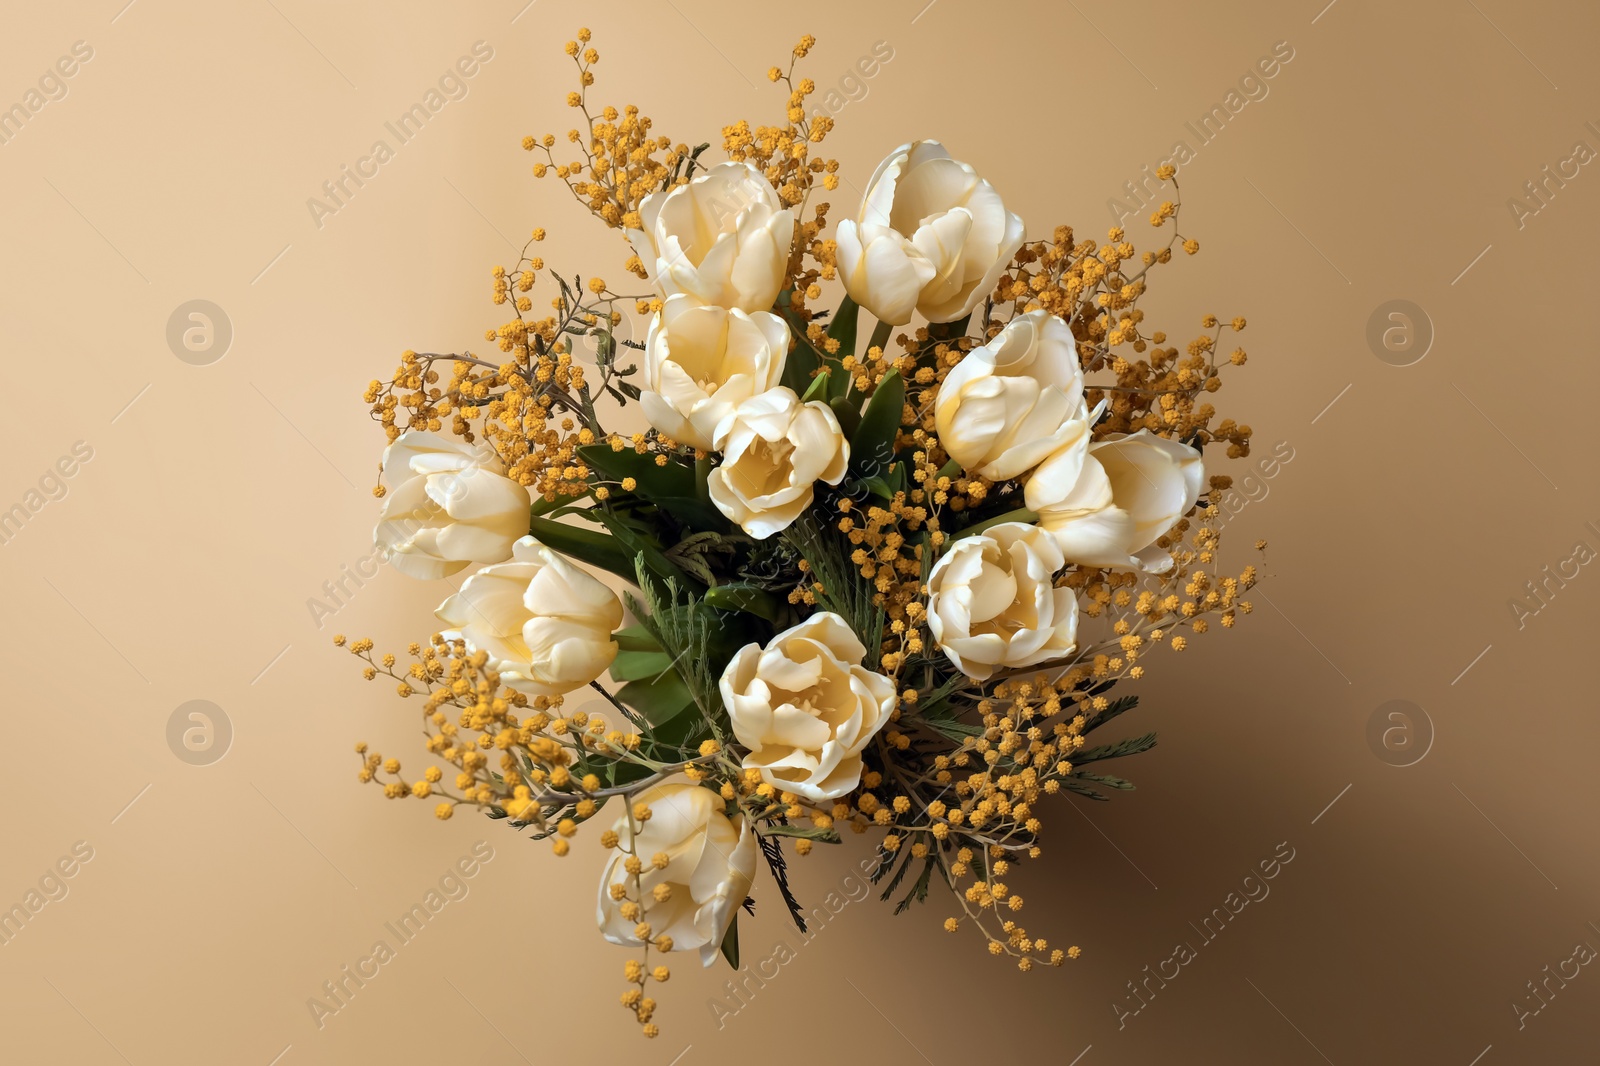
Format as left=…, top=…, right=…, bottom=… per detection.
left=800, top=368, right=832, bottom=404
left=528, top=515, right=636, bottom=581
left=892, top=856, right=936, bottom=915
left=1084, top=694, right=1140, bottom=733
left=850, top=367, right=904, bottom=481
left=825, top=295, right=859, bottom=398
left=622, top=556, right=735, bottom=742
left=719, top=915, right=740, bottom=969
left=608, top=649, right=676, bottom=683
left=701, top=582, right=784, bottom=623
left=782, top=514, right=884, bottom=669
left=577, top=443, right=694, bottom=497
left=1074, top=732, right=1158, bottom=765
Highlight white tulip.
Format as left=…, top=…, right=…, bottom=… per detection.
left=927, top=522, right=1078, bottom=680
left=597, top=783, right=757, bottom=967
left=639, top=294, right=791, bottom=451
left=627, top=162, right=795, bottom=313
left=935, top=310, right=1089, bottom=480
left=707, top=387, right=848, bottom=539
left=1025, top=430, right=1205, bottom=573
left=719, top=612, right=896, bottom=802
left=374, top=430, right=530, bottom=580
left=435, top=536, right=623, bottom=697
left=835, top=140, right=1025, bottom=326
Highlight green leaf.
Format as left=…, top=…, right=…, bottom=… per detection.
left=609, top=649, right=677, bottom=683
left=648, top=496, right=730, bottom=535
left=528, top=515, right=637, bottom=582
left=1074, top=731, right=1158, bottom=765
left=923, top=716, right=983, bottom=743
left=719, top=915, right=740, bottom=970
left=948, top=507, right=1040, bottom=543
left=702, top=582, right=783, bottom=623
left=927, top=313, right=971, bottom=341
left=850, top=368, right=904, bottom=479
left=591, top=511, right=703, bottom=591
left=1070, top=770, right=1137, bottom=791
left=826, top=294, right=860, bottom=357
left=865, top=318, right=892, bottom=358
left=800, top=368, right=832, bottom=404
left=603, top=759, right=655, bottom=788
left=1061, top=780, right=1112, bottom=801
left=826, top=296, right=860, bottom=397
left=1085, top=694, right=1140, bottom=734
left=876, top=847, right=917, bottom=898
left=892, top=857, right=936, bottom=915
left=577, top=444, right=694, bottom=498
left=614, top=625, right=662, bottom=653
left=616, top=671, right=694, bottom=727
left=759, top=823, right=841, bottom=843
left=777, top=298, right=828, bottom=395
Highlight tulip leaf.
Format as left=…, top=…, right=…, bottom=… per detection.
left=947, top=507, right=1039, bottom=543
left=614, top=625, right=661, bottom=653
left=719, top=915, right=740, bottom=970
left=866, top=318, right=892, bottom=358
left=609, top=649, right=678, bottom=683
left=577, top=444, right=695, bottom=498
left=826, top=294, right=860, bottom=357
left=927, top=313, right=971, bottom=341
left=528, top=516, right=637, bottom=582
left=826, top=296, right=859, bottom=398
left=702, top=582, right=783, bottom=623
left=616, top=672, right=695, bottom=726
left=590, top=510, right=705, bottom=592
left=829, top=394, right=862, bottom=440
left=800, top=368, right=832, bottom=404
left=648, top=496, right=732, bottom=536
left=849, top=367, right=904, bottom=479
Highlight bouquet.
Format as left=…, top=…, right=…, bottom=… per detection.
left=340, top=29, right=1261, bottom=1037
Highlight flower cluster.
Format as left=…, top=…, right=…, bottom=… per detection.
left=344, top=30, right=1263, bottom=1037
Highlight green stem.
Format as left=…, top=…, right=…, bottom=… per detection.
left=867, top=318, right=892, bottom=356
left=949, top=507, right=1040, bottom=543
left=695, top=455, right=712, bottom=506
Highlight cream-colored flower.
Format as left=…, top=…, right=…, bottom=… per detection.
left=719, top=613, right=896, bottom=802
left=639, top=294, right=790, bottom=451
left=374, top=430, right=530, bottom=580
left=835, top=140, right=1025, bottom=326
left=926, top=522, right=1078, bottom=680
left=627, top=161, right=795, bottom=312
left=435, top=536, right=622, bottom=696
left=935, top=310, right=1088, bottom=480
left=597, top=783, right=757, bottom=967
left=707, top=387, right=848, bottom=539
left=1025, top=430, right=1205, bottom=573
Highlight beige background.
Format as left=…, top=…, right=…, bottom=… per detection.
left=2, top=0, right=1597, bottom=1062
